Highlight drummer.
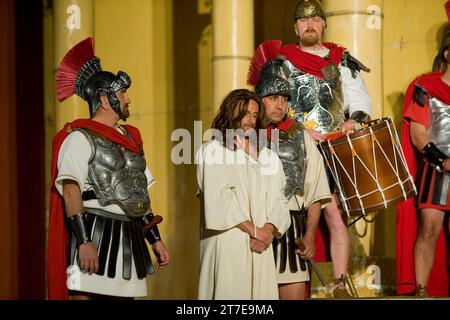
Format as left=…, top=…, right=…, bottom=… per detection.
left=249, top=0, right=373, bottom=298
left=254, top=67, right=332, bottom=300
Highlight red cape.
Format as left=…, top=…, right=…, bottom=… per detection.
left=396, top=72, right=449, bottom=296
left=47, top=119, right=143, bottom=300
left=279, top=42, right=346, bottom=79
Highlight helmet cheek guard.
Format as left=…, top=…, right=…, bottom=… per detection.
left=106, top=71, right=132, bottom=120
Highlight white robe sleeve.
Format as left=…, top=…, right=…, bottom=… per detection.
left=264, top=153, right=291, bottom=238
left=55, top=131, right=91, bottom=196
left=302, top=132, right=332, bottom=209
left=341, top=65, right=372, bottom=118
left=197, top=144, right=249, bottom=231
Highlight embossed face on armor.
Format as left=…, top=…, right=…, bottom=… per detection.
left=277, top=128, right=307, bottom=199
left=280, top=58, right=345, bottom=134
left=263, top=95, right=289, bottom=124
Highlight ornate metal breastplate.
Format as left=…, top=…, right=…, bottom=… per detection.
left=78, top=128, right=150, bottom=218
left=428, top=95, right=450, bottom=157
left=272, top=122, right=308, bottom=199
left=279, top=57, right=345, bottom=134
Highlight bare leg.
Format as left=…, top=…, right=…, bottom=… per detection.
left=414, top=208, right=444, bottom=295
left=278, top=282, right=306, bottom=300
left=324, top=194, right=350, bottom=279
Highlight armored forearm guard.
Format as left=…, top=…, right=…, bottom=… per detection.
left=142, top=213, right=161, bottom=245
left=422, top=142, right=448, bottom=167
left=67, top=213, right=91, bottom=245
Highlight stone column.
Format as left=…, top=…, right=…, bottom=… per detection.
left=323, top=0, right=384, bottom=257
left=212, top=0, right=254, bottom=111
left=323, top=0, right=383, bottom=119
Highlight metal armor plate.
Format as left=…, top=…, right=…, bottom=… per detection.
left=428, top=95, right=450, bottom=157
left=79, top=129, right=150, bottom=218
left=277, top=127, right=307, bottom=199
left=279, top=57, right=345, bottom=134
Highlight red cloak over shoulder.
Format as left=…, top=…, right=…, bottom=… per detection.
left=396, top=72, right=450, bottom=296
left=279, top=42, right=346, bottom=79
left=47, top=119, right=143, bottom=300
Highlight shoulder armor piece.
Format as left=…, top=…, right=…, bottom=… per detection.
left=341, top=52, right=370, bottom=78
left=413, top=84, right=427, bottom=107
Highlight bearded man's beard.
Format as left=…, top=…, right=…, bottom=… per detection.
left=120, top=106, right=130, bottom=121
left=300, top=29, right=320, bottom=46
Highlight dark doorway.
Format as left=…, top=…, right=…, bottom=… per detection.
left=16, top=0, right=45, bottom=299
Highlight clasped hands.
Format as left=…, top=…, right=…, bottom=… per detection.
left=249, top=224, right=274, bottom=254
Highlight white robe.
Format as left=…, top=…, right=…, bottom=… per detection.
left=196, top=140, right=291, bottom=300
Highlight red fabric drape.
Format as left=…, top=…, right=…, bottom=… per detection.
left=279, top=42, right=345, bottom=79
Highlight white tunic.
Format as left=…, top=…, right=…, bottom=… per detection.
left=56, top=130, right=155, bottom=297
left=196, top=140, right=291, bottom=300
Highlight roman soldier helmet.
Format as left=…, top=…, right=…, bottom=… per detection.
left=255, top=60, right=291, bottom=100
left=55, top=37, right=131, bottom=120
left=294, top=0, right=326, bottom=22
left=432, top=1, right=450, bottom=72
left=247, top=40, right=290, bottom=100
